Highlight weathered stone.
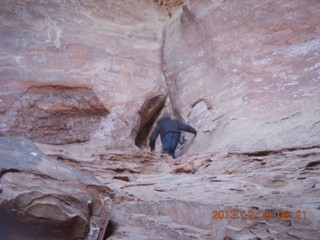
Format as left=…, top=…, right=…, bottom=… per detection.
left=0, top=137, right=112, bottom=240
left=1, top=1, right=320, bottom=239
left=0, top=0, right=169, bottom=147
left=38, top=142, right=320, bottom=240
left=154, top=0, right=185, bottom=11
left=36, top=141, right=173, bottom=181
left=1, top=85, right=108, bottom=144
left=163, top=0, right=320, bottom=153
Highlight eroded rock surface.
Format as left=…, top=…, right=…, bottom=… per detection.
left=1, top=0, right=319, bottom=239
left=155, top=0, right=184, bottom=11
left=0, top=137, right=112, bottom=240
left=38, top=142, right=320, bottom=240
left=0, top=0, right=169, bottom=147
left=1, top=86, right=108, bottom=144
left=163, top=0, right=320, bottom=153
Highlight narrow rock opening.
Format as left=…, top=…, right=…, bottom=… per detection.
left=247, top=150, right=273, bottom=157
left=134, top=95, right=166, bottom=148
left=104, top=220, right=118, bottom=239
left=305, top=161, right=320, bottom=170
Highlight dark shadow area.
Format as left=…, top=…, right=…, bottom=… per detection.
left=305, top=160, right=320, bottom=170
left=104, top=220, right=118, bottom=239
left=247, top=150, right=273, bottom=157
left=0, top=206, right=86, bottom=240
left=135, top=95, right=166, bottom=148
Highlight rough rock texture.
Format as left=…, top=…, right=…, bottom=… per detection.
left=163, top=0, right=320, bottom=153
left=1, top=85, right=108, bottom=144
left=2, top=0, right=319, bottom=151
left=0, top=0, right=169, bottom=147
left=1, top=0, right=320, bottom=239
left=155, top=0, right=184, bottom=11
left=38, top=142, right=320, bottom=240
left=0, top=137, right=112, bottom=240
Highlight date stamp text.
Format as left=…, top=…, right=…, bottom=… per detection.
left=212, top=210, right=307, bottom=220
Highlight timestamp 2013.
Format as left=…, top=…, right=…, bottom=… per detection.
left=212, top=210, right=307, bottom=220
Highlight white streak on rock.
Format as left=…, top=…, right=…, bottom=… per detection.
left=47, top=16, right=62, bottom=49
left=273, top=38, right=320, bottom=57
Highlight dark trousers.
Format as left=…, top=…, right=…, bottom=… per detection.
left=162, top=132, right=180, bottom=159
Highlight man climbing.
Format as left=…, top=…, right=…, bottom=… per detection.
left=149, top=113, right=197, bottom=159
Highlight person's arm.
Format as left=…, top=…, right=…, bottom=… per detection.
left=177, top=120, right=197, bottom=135
left=149, top=125, right=160, bottom=151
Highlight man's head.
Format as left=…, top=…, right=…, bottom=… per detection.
left=162, top=112, right=171, bottom=119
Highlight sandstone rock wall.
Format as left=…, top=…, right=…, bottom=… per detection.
left=38, top=140, right=320, bottom=240
left=163, top=0, right=320, bottom=153
left=1, top=0, right=319, bottom=151
left=0, top=0, right=169, bottom=146
left=1, top=1, right=319, bottom=239
left=2, top=85, right=108, bottom=144
left=0, top=137, right=112, bottom=240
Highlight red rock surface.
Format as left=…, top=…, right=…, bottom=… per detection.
left=38, top=142, right=320, bottom=240
left=0, top=137, right=112, bottom=240
left=2, top=0, right=318, bottom=151
left=2, top=85, right=108, bottom=144
left=0, top=1, right=320, bottom=239
left=163, top=0, right=320, bottom=153
left=0, top=0, right=169, bottom=147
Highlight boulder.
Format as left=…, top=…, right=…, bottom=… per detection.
left=0, top=137, right=112, bottom=240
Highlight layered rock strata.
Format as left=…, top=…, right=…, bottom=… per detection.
left=2, top=0, right=319, bottom=152
left=38, top=142, right=320, bottom=240
left=0, top=137, right=112, bottom=240
left=1, top=1, right=319, bottom=239
left=1, top=85, right=108, bottom=144
left=163, top=0, right=320, bottom=153
left=0, top=0, right=169, bottom=147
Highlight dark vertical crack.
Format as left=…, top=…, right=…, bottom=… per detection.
left=134, top=95, right=166, bottom=148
